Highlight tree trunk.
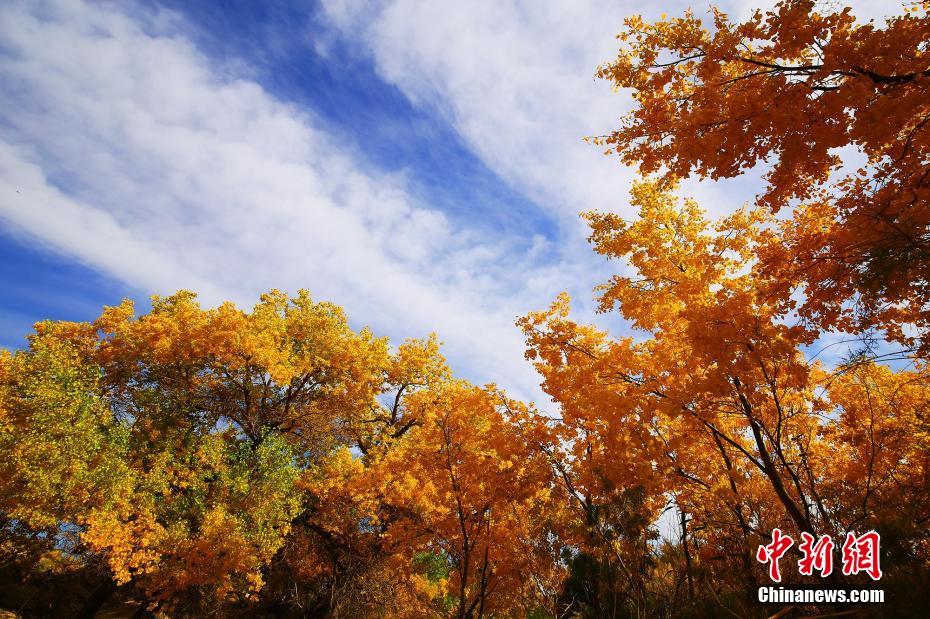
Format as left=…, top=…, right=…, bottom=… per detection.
left=76, top=579, right=117, bottom=619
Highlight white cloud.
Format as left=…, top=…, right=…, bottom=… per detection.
left=322, top=0, right=640, bottom=224
left=321, top=0, right=900, bottom=224
left=0, top=146, right=223, bottom=300
left=2, top=0, right=895, bottom=405
left=0, top=0, right=578, bottom=403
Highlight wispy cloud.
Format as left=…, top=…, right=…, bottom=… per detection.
left=320, top=0, right=893, bottom=221
left=0, top=0, right=579, bottom=402
left=321, top=0, right=639, bottom=224
left=1, top=0, right=890, bottom=403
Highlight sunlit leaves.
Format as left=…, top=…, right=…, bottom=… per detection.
left=596, top=0, right=930, bottom=353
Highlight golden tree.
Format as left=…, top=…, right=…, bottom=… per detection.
left=522, top=181, right=930, bottom=615
left=594, top=0, right=930, bottom=355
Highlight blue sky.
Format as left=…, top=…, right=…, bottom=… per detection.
left=0, top=0, right=891, bottom=403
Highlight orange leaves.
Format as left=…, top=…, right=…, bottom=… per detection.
left=82, top=507, right=165, bottom=586
left=598, top=1, right=858, bottom=200
left=1, top=287, right=572, bottom=613
left=585, top=181, right=717, bottom=330
left=332, top=381, right=563, bottom=615
left=521, top=168, right=929, bottom=607
left=388, top=334, right=449, bottom=389
left=5, top=5, right=929, bottom=604
left=597, top=0, right=930, bottom=352
left=90, top=289, right=397, bottom=452
left=819, top=363, right=930, bottom=521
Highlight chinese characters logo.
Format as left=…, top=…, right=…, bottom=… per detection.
left=756, top=529, right=882, bottom=582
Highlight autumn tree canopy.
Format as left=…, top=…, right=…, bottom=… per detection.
left=2, top=1, right=929, bottom=618
left=521, top=180, right=930, bottom=616
left=0, top=291, right=566, bottom=616
left=594, top=0, right=930, bottom=356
